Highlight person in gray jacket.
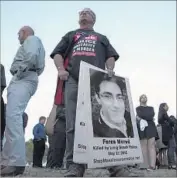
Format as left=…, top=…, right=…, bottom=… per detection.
left=0, top=26, right=45, bottom=176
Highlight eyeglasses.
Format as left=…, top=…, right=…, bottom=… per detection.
left=99, top=93, right=126, bottom=101
left=79, top=10, right=91, bottom=15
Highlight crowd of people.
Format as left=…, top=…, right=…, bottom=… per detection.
left=0, top=7, right=176, bottom=177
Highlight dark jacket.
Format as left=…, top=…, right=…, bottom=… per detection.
left=136, top=106, right=159, bottom=140
left=1, top=64, right=6, bottom=95
left=92, top=117, right=127, bottom=138
left=169, top=116, right=177, bottom=144
left=158, top=113, right=174, bottom=146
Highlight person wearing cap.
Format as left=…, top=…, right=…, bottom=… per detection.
left=50, top=8, right=141, bottom=177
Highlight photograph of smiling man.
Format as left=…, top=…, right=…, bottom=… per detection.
left=90, top=69, right=134, bottom=138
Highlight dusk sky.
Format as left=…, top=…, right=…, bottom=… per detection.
left=1, top=1, right=176, bottom=141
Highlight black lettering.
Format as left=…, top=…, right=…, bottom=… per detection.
left=129, top=145, right=137, bottom=149
left=121, top=151, right=127, bottom=155
left=103, top=139, right=116, bottom=144
left=93, top=146, right=104, bottom=150
left=117, top=139, right=130, bottom=144
left=78, top=144, right=86, bottom=150
left=108, top=152, right=115, bottom=156
left=119, top=145, right=128, bottom=149
left=80, top=122, right=85, bottom=126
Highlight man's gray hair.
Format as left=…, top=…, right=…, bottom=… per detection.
left=81, top=8, right=96, bottom=23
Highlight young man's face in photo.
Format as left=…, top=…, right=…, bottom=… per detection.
left=96, top=80, right=125, bottom=125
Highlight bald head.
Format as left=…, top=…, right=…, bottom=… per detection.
left=18, top=26, right=35, bottom=44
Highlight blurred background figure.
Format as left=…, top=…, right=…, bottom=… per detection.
left=32, top=116, right=47, bottom=168
left=136, top=94, right=159, bottom=170
left=0, top=64, right=6, bottom=151
left=46, top=105, right=66, bottom=169
left=158, top=103, right=176, bottom=169
left=156, top=124, right=168, bottom=168
left=169, top=115, right=177, bottom=155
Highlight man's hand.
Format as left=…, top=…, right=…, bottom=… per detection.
left=107, top=68, right=115, bottom=78
left=58, top=69, right=69, bottom=80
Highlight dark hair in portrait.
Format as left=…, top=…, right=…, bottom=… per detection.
left=90, top=69, right=134, bottom=138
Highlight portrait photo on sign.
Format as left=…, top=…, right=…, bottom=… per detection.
left=90, top=69, right=134, bottom=138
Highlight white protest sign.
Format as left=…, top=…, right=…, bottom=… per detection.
left=73, top=61, right=143, bottom=168
left=73, top=62, right=89, bottom=164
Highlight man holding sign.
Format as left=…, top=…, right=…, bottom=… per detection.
left=50, top=8, right=140, bottom=177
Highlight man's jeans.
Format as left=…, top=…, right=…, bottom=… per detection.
left=1, top=71, right=38, bottom=166
left=64, top=76, right=125, bottom=173
left=65, top=76, right=78, bottom=168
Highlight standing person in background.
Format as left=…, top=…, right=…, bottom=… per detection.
left=156, top=124, right=168, bottom=167
left=170, top=115, right=177, bottom=154
left=0, top=64, right=6, bottom=151
left=0, top=26, right=45, bottom=176
left=158, top=103, right=176, bottom=169
left=46, top=106, right=66, bottom=169
left=32, top=116, right=47, bottom=168
left=169, top=115, right=177, bottom=155
left=136, top=94, right=159, bottom=170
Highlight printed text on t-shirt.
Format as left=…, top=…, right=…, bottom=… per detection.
left=72, top=35, right=98, bottom=57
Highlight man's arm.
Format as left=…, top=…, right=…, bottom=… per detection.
left=50, top=32, right=70, bottom=70
left=50, top=32, right=71, bottom=80
left=104, top=37, right=119, bottom=76
left=106, top=57, right=115, bottom=70
left=53, top=54, right=65, bottom=71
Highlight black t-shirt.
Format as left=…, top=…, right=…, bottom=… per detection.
left=93, top=117, right=126, bottom=138
left=50, top=29, right=119, bottom=80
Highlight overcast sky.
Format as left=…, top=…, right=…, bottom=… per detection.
left=1, top=1, right=176, bottom=141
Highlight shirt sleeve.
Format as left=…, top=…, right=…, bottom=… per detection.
left=103, top=36, right=119, bottom=61
left=33, top=124, right=39, bottom=138
left=23, top=36, right=41, bottom=67
left=50, top=32, right=71, bottom=59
